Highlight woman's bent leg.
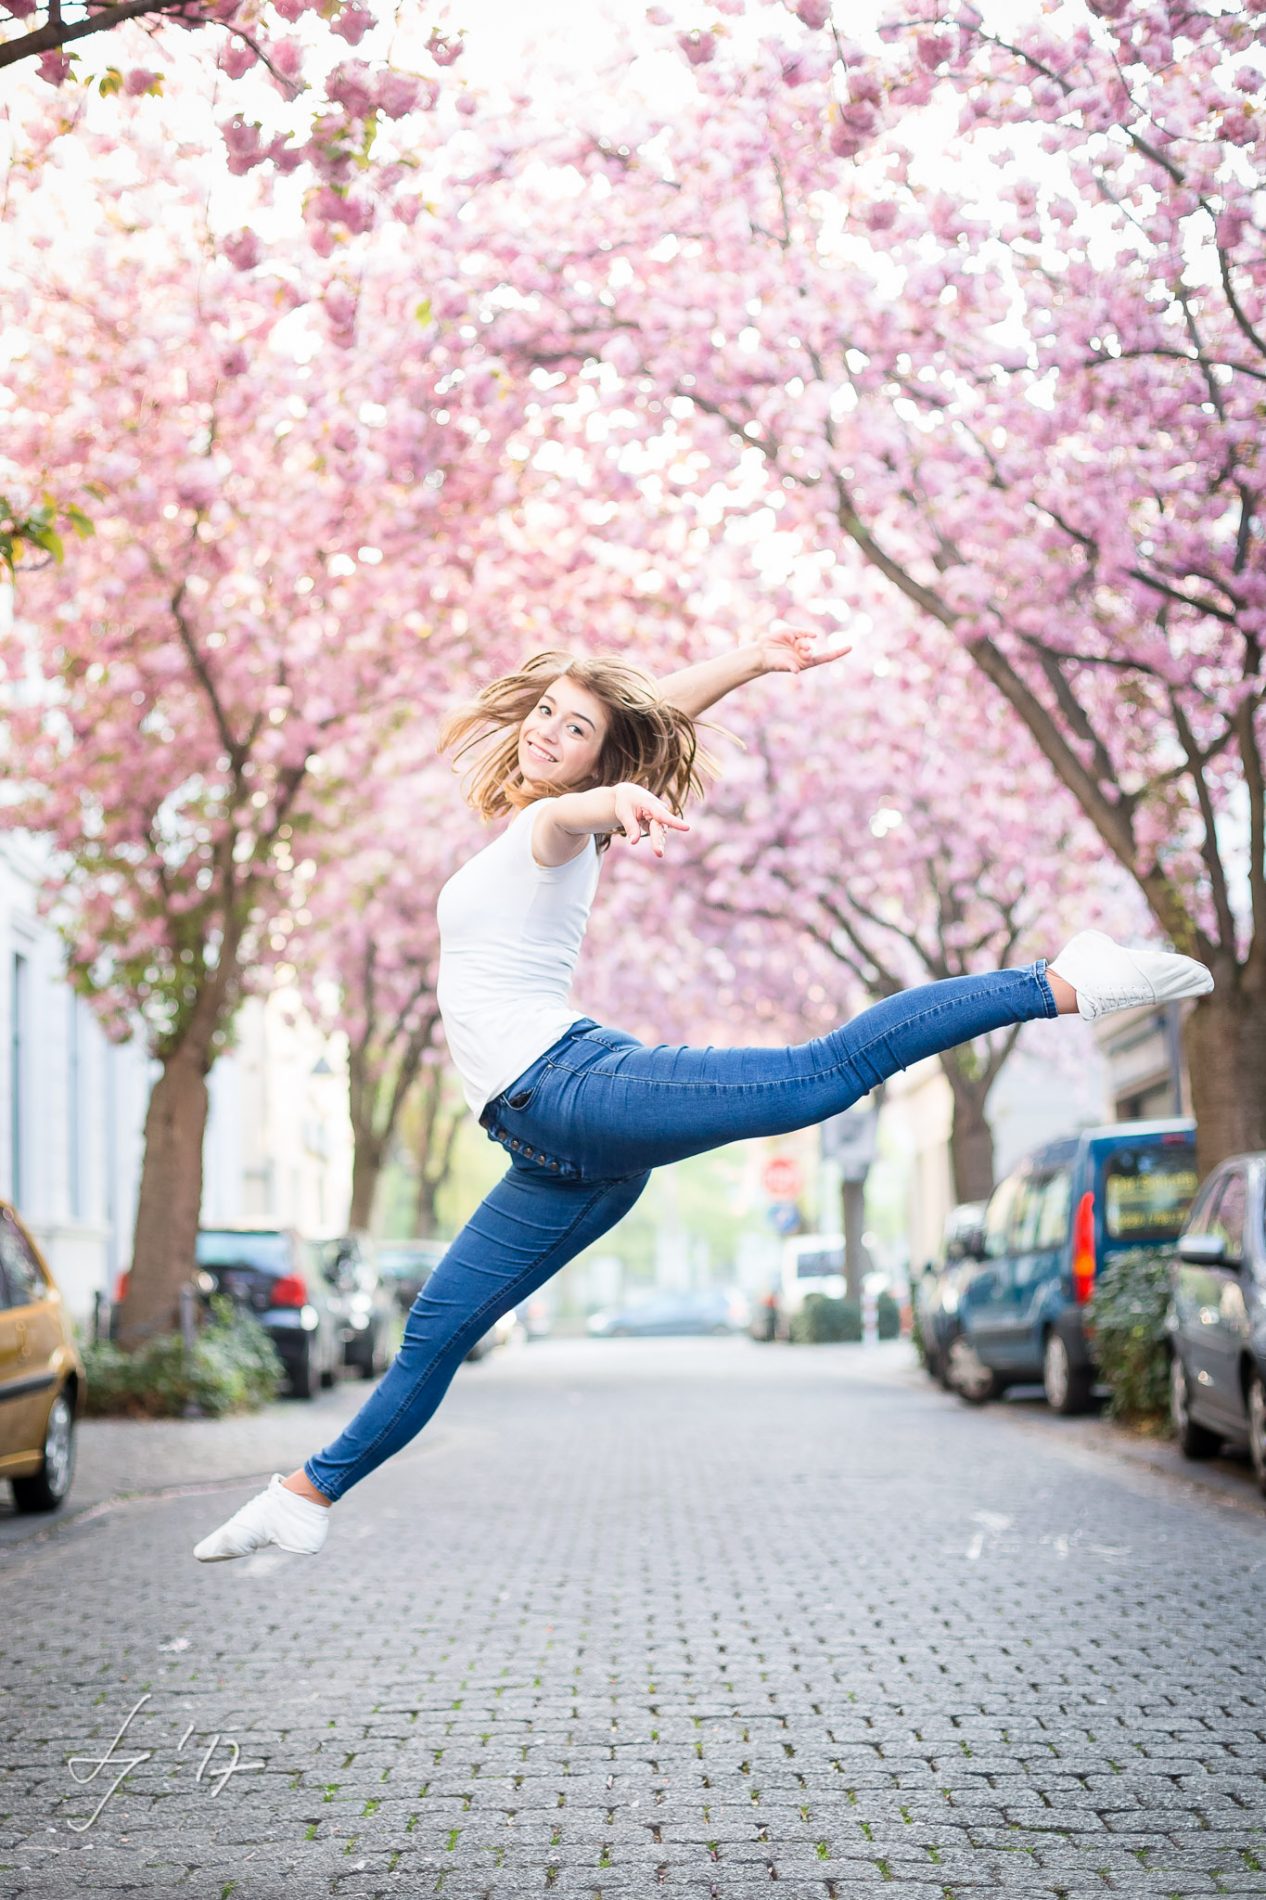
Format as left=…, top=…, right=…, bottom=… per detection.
left=526, top=963, right=1058, bottom=1180
left=302, top=1164, right=650, bottom=1503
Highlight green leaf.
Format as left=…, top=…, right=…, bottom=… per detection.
left=28, top=525, right=65, bottom=563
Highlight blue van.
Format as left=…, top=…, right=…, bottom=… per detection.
left=948, top=1119, right=1199, bottom=1413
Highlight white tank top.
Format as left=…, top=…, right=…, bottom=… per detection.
left=436, top=798, right=602, bottom=1118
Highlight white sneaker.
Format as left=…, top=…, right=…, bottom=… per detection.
left=1049, top=929, right=1214, bottom=1023
left=193, top=1473, right=332, bottom=1562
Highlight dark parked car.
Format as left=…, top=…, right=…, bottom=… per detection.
left=317, top=1234, right=396, bottom=1380
left=376, top=1239, right=448, bottom=1314
left=588, top=1287, right=751, bottom=1338
left=1165, top=1152, right=1266, bottom=1497
left=915, top=1201, right=987, bottom=1386
left=949, top=1119, right=1199, bottom=1412
left=193, top=1227, right=342, bottom=1399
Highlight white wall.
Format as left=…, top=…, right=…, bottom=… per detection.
left=0, top=834, right=354, bottom=1329
left=0, top=834, right=152, bottom=1325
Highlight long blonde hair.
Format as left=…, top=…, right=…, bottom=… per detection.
left=437, top=650, right=720, bottom=855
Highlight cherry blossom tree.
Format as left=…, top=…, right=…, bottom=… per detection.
left=0, top=0, right=466, bottom=235
left=472, top=0, right=1266, bottom=1171
left=0, top=128, right=517, bottom=1350
left=292, top=766, right=475, bottom=1234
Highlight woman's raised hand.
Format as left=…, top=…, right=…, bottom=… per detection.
left=611, top=783, right=690, bottom=859
left=758, top=627, right=853, bottom=675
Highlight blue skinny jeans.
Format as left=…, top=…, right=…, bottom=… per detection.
left=304, top=962, right=1057, bottom=1501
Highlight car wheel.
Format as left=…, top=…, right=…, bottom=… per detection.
left=11, top=1391, right=76, bottom=1513
left=1043, top=1329, right=1095, bottom=1416
left=1247, top=1370, right=1266, bottom=1501
left=290, top=1340, right=316, bottom=1400
left=1170, top=1351, right=1219, bottom=1458
left=923, top=1344, right=942, bottom=1383
left=948, top=1336, right=1007, bottom=1405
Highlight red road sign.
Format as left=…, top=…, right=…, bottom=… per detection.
left=762, top=1155, right=803, bottom=1200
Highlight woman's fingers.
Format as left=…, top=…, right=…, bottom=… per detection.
left=804, top=641, right=853, bottom=669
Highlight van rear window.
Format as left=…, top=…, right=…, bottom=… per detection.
left=1101, top=1147, right=1199, bottom=1241
left=795, top=1246, right=844, bottom=1280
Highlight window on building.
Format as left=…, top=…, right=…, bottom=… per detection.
left=10, top=951, right=27, bottom=1207
left=68, top=989, right=83, bottom=1220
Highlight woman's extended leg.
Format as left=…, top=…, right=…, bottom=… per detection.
left=510, top=932, right=1212, bottom=1184
left=502, top=963, right=1058, bottom=1184
left=192, top=1164, right=650, bottom=1557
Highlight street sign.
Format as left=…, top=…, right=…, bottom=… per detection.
left=820, top=1105, right=878, bottom=1182
left=766, top=1201, right=801, bottom=1236
left=762, top=1155, right=803, bottom=1200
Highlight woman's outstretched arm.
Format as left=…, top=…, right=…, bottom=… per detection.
left=657, top=630, right=852, bottom=719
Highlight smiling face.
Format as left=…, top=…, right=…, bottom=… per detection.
left=517, top=674, right=610, bottom=791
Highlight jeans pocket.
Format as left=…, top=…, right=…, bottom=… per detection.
left=506, top=1085, right=537, bottom=1111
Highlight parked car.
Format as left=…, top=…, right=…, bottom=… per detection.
left=1165, top=1151, right=1266, bottom=1496
left=915, top=1201, right=987, bottom=1385
left=193, top=1227, right=343, bottom=1399
left=588, top=1287, right=751, bottom=1337
left=948, top=1119, right=1199, bottom=1413
left=779, top=1233, right=845, bottom=1323
left=373, top=1237, right=513, bottom=1362
left=316, top=1234, right=397, bottom=1380
left=0, top=1202, right=85, bottom=1513
left=514, top=1292, right=554, bottom=1340
left=377, top=1239, right=447, bottom=1314
left=750, top=1282, right=781, bottom=1342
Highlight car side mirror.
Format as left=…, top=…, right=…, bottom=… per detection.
left=1177, top=1232, right=1229, bottom=1268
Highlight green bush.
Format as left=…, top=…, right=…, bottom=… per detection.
left=1086, top=1246, right=1173, bottom=1426
left=789, top=1290, right=901, bottom=1345
left=81, top=1294, right=284, bottom=1418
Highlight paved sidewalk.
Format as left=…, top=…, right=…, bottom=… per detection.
left=3, top=1337, right=1265, bottom=1900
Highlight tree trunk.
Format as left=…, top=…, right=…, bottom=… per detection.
left=941, top=1058, right=997, bottom=1205
left=115, top=1050, right=210, bottom=1352
left=1183, top=976, right=1266, bottom=1177
left=413, top=1169, right=440, bottom=1239
left=348, top=1128, right=386, bottom=1233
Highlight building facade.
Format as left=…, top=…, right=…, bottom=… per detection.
left=1, top=834, right=353, bottom=1331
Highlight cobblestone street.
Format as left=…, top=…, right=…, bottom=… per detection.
left=2, top=1337, right=1264, bottom=1900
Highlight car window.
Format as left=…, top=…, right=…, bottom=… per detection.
left=0, top=1211, right=47, bottom=1308
left=196, top=1230, right=292, bottom=1274
left=1034, top=1170, right=1073, bottom=1249
left=795, top=1245, right=844, bottom=1280
left=1101, top=1144, right=1200, bottom=1242
left=1184, top=1172, right=1225, bottom=1238
left=1209, top=1172, right=1247, bottom=1262
left=1009, top=1176, right=1045, bottom=1255
left=982, top=1174, right=1022, bottom=1259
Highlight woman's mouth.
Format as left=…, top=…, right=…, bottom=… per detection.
left=525, top=740, right=557, bottom=766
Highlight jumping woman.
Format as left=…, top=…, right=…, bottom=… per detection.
left=194, top=635, right=1214, bottom=1561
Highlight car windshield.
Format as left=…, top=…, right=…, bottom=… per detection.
left=1100, top=1145, right=1199, bottom=1242
left=795, top=1246, right=844, bottom=1279
left=196, top=1231, right=291, bottom=1273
